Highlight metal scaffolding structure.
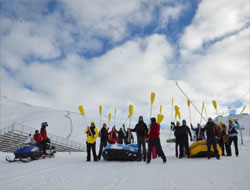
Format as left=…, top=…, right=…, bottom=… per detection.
left=0, top=122, right=86, bottom=152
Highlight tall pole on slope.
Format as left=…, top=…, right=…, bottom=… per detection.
left=175, top=82, right=207, bottom=122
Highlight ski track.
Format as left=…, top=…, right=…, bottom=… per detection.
left=1, top=141, right=249, bottom=190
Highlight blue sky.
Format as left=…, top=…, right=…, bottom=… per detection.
left=0, top=0, right=249, bottom=125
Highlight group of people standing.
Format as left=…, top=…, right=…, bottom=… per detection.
left=84, top=115, right=240, bottom=162
left=84, top=116, right=166, bottom=163
left=172, top=117, right=240, bottom=160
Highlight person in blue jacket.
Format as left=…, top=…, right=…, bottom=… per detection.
left=191, top=123, right=205, bottom=141
left=227, top=119, right=240, bottom=157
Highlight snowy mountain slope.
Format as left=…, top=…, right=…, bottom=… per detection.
left=214, top=114, right=250, bottom=136
left=1, top=96, right=249, bottom=145
left=0, top=96, right=130, bottom=143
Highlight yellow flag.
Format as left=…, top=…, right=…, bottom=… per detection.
left=99, top=105, right=102, bottom=116
left=212, top=100, right=217, bottom=110
left=78, top=105, right=85, bottom=116
left=177, top=110, right=181, bottom=120
left=187, top=100, right=191, bottom=107
left=108, top=113, right=111, bottom=122
left=160, top=105, right=163, bottom=114
left=157, top=114, right=164, bottom=124
left=114, top=108, right=117, bottom=116
left=151, top=92, right=155, bottom=105
left=129, top=104, right=133, bottom=115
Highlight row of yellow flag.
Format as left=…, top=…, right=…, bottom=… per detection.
left=78, top=93, right=247, bottom=126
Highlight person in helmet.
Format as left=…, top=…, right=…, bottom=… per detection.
left=84, top=121, right=99, bottom=161
left=40, top=122, right=50, bottom=155
left=227, top=119, right=240, bottom=157
left=204, top=117, right=220, bottom=160
left=131, top=116, right=148, bottom=162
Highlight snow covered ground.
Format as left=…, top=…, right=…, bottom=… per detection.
left=1, top=96, right=250, bottom=190
left=1, top=131, right=249, bottom=190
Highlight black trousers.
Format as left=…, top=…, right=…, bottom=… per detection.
left=177, top=137, right=185, bottom=158
left=219, top=138, right=230, bottom=156
left=98, top=141, right=107, bottom=159
left=147, top=138, right=166, bottom=162
left=175, top=138, right=181, bottom=157
left=118, top=138, right=124, bottom=144
left=41, top=140, right=48, bottom=155
left=228, top=136, right=239, bottom=156
left=207, top=136, right=219, bottom=158
left=184, top=137, right=189, bottom=157
left=137, top=136, right=146, bottom=161
left=87, top=142, right=97, bottom=161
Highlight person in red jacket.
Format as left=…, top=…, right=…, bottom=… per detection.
left=33, top=130, right=44, bottom=145
left=40, top=122, right=50, bottom=155
left=147, top=117, right=166, bottom=164
left=108, top=126, right=118, bottom=144
left=33, top=130, right=44, bottom=154
left=40, top=122, right=49, bottom=141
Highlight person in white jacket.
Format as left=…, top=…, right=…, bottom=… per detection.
left=25, top=134, right=34, bottom=145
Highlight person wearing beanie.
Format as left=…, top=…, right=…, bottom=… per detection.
left=147, top=117, right=166, bottom=164
left=84, top=121, right=99, bottom=161
left=97, top=123, right=109, bottom=160
left=131, top=116, right=148, bottom=161
left=204, top=118, right=220, bottom=160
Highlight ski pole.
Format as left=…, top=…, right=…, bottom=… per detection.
left=175, top=82, right=207, bottom=122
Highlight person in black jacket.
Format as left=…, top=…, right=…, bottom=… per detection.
left=131, top=116, right=148, bottom=161
left=171, top=121, right=184, bottom=158
left=204, top=117, right=220, bottom=160
left=98, top=123, right=108, bottom=160
left=182, top=120, right=192, bottom=157
left=191, top=123, right=205, bottom=141
left=116, top=128, right=125, bottom=144
left=123, top=124, right=134, bottom=145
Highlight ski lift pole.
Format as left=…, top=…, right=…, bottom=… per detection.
left=175, top=82, right=207, bottom=122
left=240, top=127, right=244, bottom=145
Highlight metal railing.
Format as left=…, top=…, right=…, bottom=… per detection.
left=0, top=122, right=86, bottom=152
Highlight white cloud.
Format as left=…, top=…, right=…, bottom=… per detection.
left=180, top=0, right=249, bottom=54
left=1, top=0, right=249, bottom=127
